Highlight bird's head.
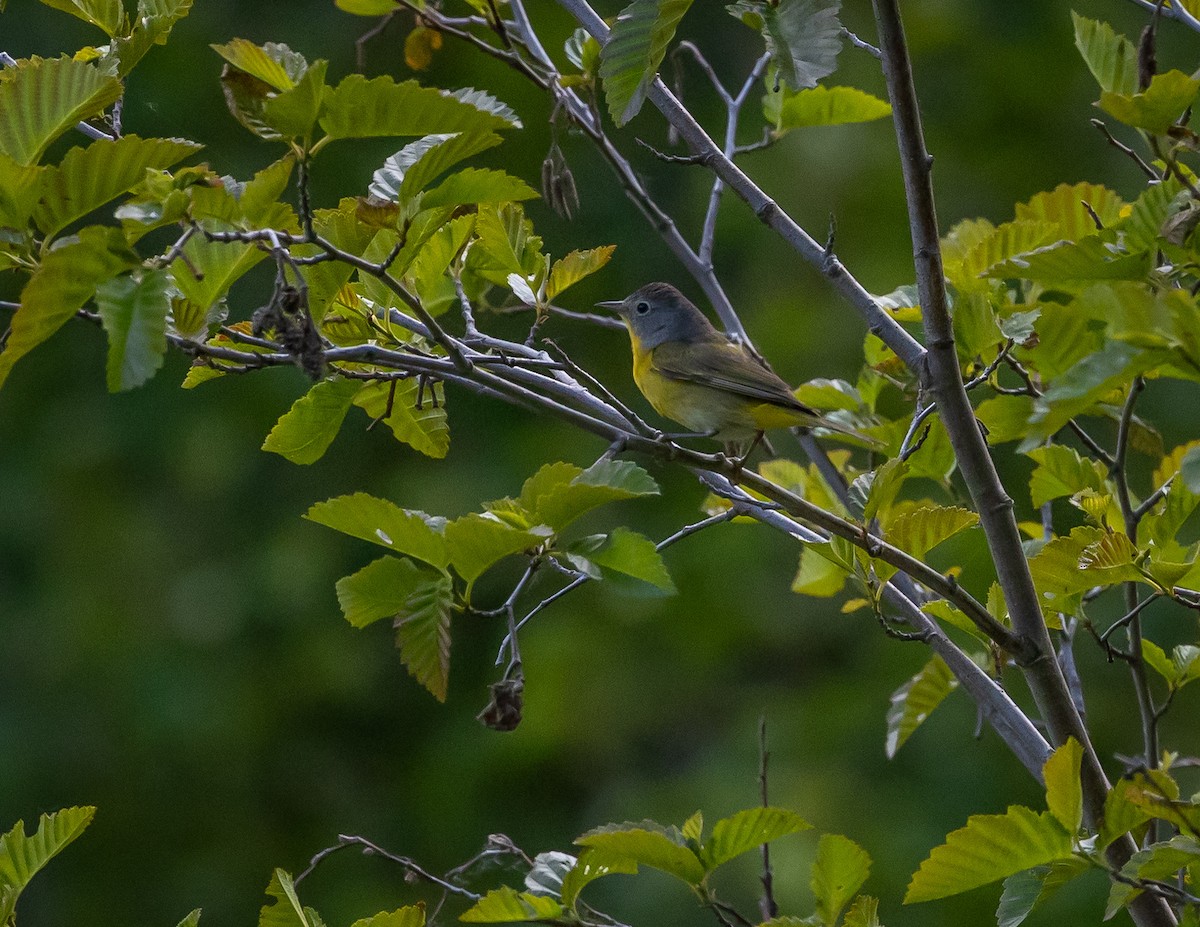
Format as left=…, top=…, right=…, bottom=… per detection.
left=596, top=283, right=716, bottom=351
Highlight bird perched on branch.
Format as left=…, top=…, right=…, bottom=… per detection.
left=597, top=283, right=870, bottom=453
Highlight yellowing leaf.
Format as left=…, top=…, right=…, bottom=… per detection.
left=546, top=245, right=616, bottom=301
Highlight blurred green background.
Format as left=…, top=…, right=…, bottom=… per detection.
left=1, top=1, right=1197, bottom=925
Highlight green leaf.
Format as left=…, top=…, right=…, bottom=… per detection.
left=369, top=132, right=503, bottom=203
left=1180, top=445, right=1200, bottom=494
left=1042, top=738, right=1083, bottom=834
left=460, top=887, right=564, bottom=923
left=598, top=0, right=695, bottom=126
left=259, top=869, right=319, bottom=927
left=546, top=246, right=616, bottom=301
left=0, top=806, right=95, bottom=921
left=1026, top=445, right=1110, bottom=509
left=987, top=236, right=1151, bottom=285
left=335, top=555, right=426, bottom=629
left=791, top=542, right=851, bottom=597
left=0, top=152, right=46, bottom=228
left=905, top=807, right=1073, bottom=904
left=765, top=84, right=890, bottom=133
left=444, top=88, right=522, bottom=129
left=262, top=378, right=362, bottom=464
left=811, top=834, right=871, bottom=927
left=422, top=168, right=539, bottom=208
left=38, top=0, right=126, bottom=35
left=336, top=0, right=398, bottom=13
left=470, top=202, right=544, bottom=282
left=443, top=515, right=551, bottom=586
left=975, top=395, right=1035, bottom=445
left=1072, top=13, right=1137, bottom=96
left=34, top=135, right=202, bottom=240
left=732, top=0, right=843, bottom=91
left=681, top=811, right=703, bottom=845
left=561, top=847, right=639, bottom=908
left=262, top=60, right=329, bottom=139
left=0, top=56, right=122, bottom=166
left=1023, top=341, right=1154, bottom=449
left=1106, top=836, right=1200, bottom=918
left=170, top=225, right=267, bottom=314
left=212, top=39, right=305, bottom=92
left=319, top=74, right=516, bottom=139
left=352, top=380, right=450, bottom=459
left=1027, top=526, right=1107, bottom=608
left=884, top=504, right=978, bottom=560
left=304, top=493, right=450, bottom=568
left=174, top=909, right=203, bottom=927
left=95, top=268, right=171, bottom=392
left=108, top=0, right=194, bottom=76
left=576, top=823, right=706, bottom=884
left=842, top=896, right=881, bottom=927
left=0, top=225, right=137, bottom=390
left=885, top=654, right=958, bottom=758
left=995, top=859, right=1090, bottom=927
left=570, top=528, right=675, bottom=593
left=1100, top=69, right=1200, bottom=134
left=520, top=459, right=659, bottom=532
left=348, top=906, right=425, bottom=927
left=1015, top=182, right=1125, bottom=244
left=702, top=807, right=811, bottom=869
left=1099, top=778, right=1153, bottom=851
left=394, top=572, right=454, bottom=701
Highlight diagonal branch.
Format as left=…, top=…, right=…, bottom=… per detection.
left=554, top=0, right=927, bottom=373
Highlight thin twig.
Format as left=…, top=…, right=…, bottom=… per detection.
left=757, top=718, right=778, bottom=921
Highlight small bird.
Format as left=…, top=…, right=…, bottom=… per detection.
left=596, top=283, right=868, bottom=451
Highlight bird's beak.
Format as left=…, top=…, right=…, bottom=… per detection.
left=595, top=299, right=625, bottom=313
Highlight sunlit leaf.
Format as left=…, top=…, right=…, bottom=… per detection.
left=335, top=555, right=426, bottom=629
left=335, top=0, right=397, bottom=13
left=352, top=379, right=450, bottom=459
left=765, top=84, right=890, bottom=134
left=320, top=74, right=516, bottom=139
left=348, top=906, right=425, bottom=927
left=842, top=896, right=881, bottom=927
left=259, top=869, right=320, bottom=927
left=975, top=395, right=1035, bottom=445
left=546, top=246, right=616, bottom=301
left=885, top=654, right=957, bottom=758
left=1100, top=69, right=1200, bottom=134
left=39, top=0, right=126, bottom=35
left=261, top=60, right=329, bottom=139
left=0, top=56, right=122, bottom=166
left=34, top=135, right=201, bottom=239
left=1072, top=12, right=1137, bottom=96
left=1025, top=445, right=1110, bottom=509
left=460, top=886, right=564, bottom=923
left=422, top=168, right=538, bottom=208
left=702, top=807, right=810, bottom=869
left=369, top=132, right=502, bottom=203
left=304, top=493, right=450, bottom=568
left=262, top=377, right=361, bottom=464
left=1105, top=836, right=1200, bottom=918
left=560, top=847, right=638, bottom=908
left=211, top=39, right=306, bottom=91
left=792, top=542, right=851, bottom=597
left=443, top=515, right=551, bottom=586
left=1015, top=182, right=1124, bottom=243
left=811, top=833, right=871, bottom=927
left=0, top=806, right=95, bottom=922
left=1042, top=738, right=1083, bottom=834
left=905, top=807, right=1073, bottom=903
left=520, top=458, right=659, bottom=531
left=599, top=0, right=695, bottom=126
left=576, top=822, right=705, bottom=884
left=569, top=528, right=675, bottom=593
left=884, top=504, right=978, bottom=560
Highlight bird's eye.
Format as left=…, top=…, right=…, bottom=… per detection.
left=635, top=301, right=650, bottom=315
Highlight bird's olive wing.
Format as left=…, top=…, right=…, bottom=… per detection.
left=649, top=341, right=817, bottom=412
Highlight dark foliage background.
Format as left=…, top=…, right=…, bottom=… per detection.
left=1, top=1, right=1196, bottom=925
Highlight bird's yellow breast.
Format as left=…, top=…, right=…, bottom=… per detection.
left=630, top=337, right=806, bottom=438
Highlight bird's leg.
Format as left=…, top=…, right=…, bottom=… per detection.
left=726, top=431, right=765, bottom=477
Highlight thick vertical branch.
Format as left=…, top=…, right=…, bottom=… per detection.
left=870, top=3, right=1175, bottom=924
